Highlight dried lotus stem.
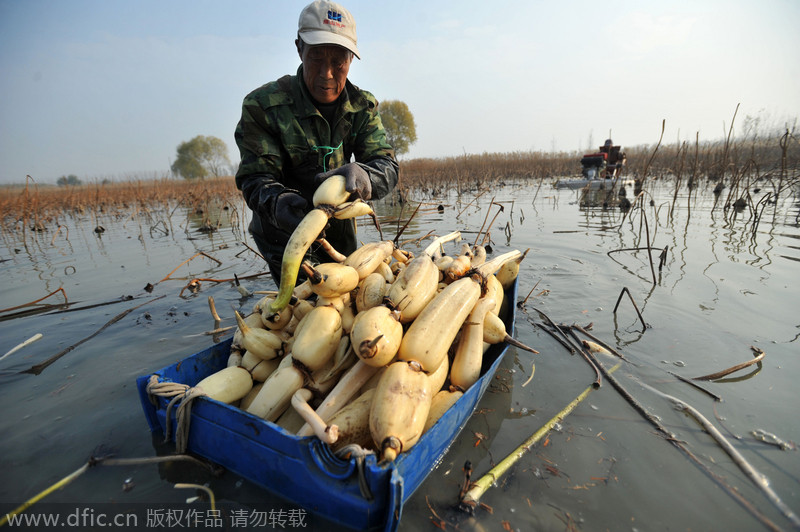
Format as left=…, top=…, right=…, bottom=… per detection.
left=0, top=287, right=69, bottom=314
left=521, top=362, right=535, bottom=387
left=158, top=251, right=222, bottom=283
left=203, top=326, right=235, bottom=336
left=20, top=295, right=164, bottom=375
left=207, top=296, right=222, bottom=323
left=174, top=483, right=216, bottom=512
left=612, top=287, right=647, bottom=332
left=693, top=346, right=765, bottom=381
left=0, top=333, right=43, bottom=362
left=393, top=201, right=423, bottom=245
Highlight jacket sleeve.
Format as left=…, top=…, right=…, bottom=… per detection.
left=234, top=91, right=299, bottom=227
left=351, top=93, right=399, bottom=201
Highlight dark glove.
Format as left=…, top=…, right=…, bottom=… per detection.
left=273, top=191, right=308, bottom=234
left=314, top=162, right=372, bottom=200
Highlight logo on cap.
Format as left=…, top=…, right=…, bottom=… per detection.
left=325, top=10, right=345, bottom=28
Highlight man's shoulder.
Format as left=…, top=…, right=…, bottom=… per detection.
left=244, top=74, right=296, bottom=108
left=346, top=81, right=378, bottom=111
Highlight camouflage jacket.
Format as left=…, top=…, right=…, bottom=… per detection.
left=234, top=65, right=398, bottom=263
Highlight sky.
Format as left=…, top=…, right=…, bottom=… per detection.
left=1, top=0, right=798, bottom=184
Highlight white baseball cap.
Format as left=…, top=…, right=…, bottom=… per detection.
left=298, top=1, right=360, bottom=59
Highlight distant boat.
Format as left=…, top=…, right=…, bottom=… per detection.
left=556, top=139, right=627, bottom=190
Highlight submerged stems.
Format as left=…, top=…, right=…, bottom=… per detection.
left=637, top=379, right=800, bottom=529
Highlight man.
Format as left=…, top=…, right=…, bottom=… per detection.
left=234, top=1, right=398, bottom=282
left=599, top=139, right=626, bottom=179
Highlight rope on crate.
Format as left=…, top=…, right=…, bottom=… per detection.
left=146, top=375, right=207, bottom=454
left=336, top=444, right=375, bottom=501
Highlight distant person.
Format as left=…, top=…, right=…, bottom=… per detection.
left=599, top=138, right=626, bottom=178
left=234, top=0, right=398, bottom=282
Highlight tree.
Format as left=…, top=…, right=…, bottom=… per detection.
left=380, top=100, right=417, bottom=156
left=57, top=174, right=82, bottom=186
left=171, top=135, right=231, bottom=180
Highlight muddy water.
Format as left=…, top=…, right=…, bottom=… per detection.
left=1, top=181, right=798, bottom=531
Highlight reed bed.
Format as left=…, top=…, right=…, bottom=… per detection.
left=1, top=175, right=238, bottom=222
left=398, top=150, right=576, bottom=197
left=0, top=175, right=242, bottom=244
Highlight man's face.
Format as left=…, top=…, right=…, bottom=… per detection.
left=299, top=44, right=352, bottom=104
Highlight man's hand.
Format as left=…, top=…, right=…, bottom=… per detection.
left=314, top=163, right=372, bottom=200
left=273, top=191, right=308, bottom=234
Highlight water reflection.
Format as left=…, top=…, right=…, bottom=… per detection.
left=184, top=200, right=242, bottom=236
left=578, top=185, right=623, bottom=211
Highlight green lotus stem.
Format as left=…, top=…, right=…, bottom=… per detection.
left=461, top=362, right=621, bottom=508
left=0, top=454, right=215, bottom=527
left=0, top=463, right=90, bottom=527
